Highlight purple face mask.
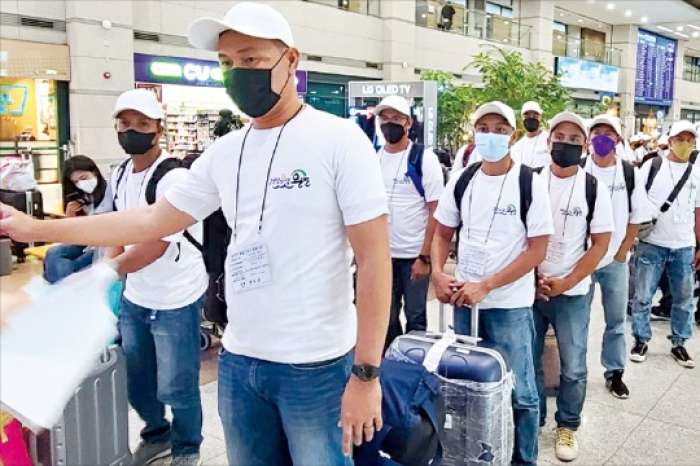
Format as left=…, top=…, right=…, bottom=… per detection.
left=591, top=135, right=616, bottom=157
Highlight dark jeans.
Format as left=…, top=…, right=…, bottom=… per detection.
left=119, top=295, right=205, bottom=456
left=43, top=244, right=94, bottom=283
left=386, top=258, right=429, bottom=350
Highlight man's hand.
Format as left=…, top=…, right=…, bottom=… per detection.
left=450, top=281, right=492, bottom=307
left=339, top=377, right=383, bottom=456
left=614, top=250, right=628, bottom=264
left=410, top=259, right=430, bottom=283
left=537, top=271, right=551, bottom=301
left=65, top=201, right=84, bottom=218
left=694, top=249, right=700, bottom=270
left=0, top=203, right=38, bottom=243
left=541, top=277, right=573, bottom=298
left=433, top=271, right=460, bottom=303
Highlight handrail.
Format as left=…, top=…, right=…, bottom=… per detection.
left=552, top=34, right=622, bottom=66
left=303, top=0, right=380, bottom=17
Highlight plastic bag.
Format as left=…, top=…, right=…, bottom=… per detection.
left=0, top=158, right=36, bottom=191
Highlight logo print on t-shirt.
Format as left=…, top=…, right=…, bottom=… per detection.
left=270, top=169, right=311, bottom=190
left=493, top=204, right=517, bottom=216
left=393, top=176, right=412, bottom=185
left=561, top=206, right=583, bottom=217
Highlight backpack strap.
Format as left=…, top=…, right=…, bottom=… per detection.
left=454, top=162, right=481, bottom=216
left=112, top=159, right=130, bottom=211
left=579, top=157, right=587, bottom=169
left=621, top=160, right=635, bottom=214
left=518, top=165, right=535, bottom=229
left=661, top=163, right=694, bottom=213
left=691, top=150, right=699, bottom=165
left=584, top=172, right=598, bottom=251
left=406, top=143, right=426, bottom=199
left=645, top=156, right=663, bottom=192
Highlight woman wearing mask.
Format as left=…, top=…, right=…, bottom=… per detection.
left=43, top=155, right=111, bottom=283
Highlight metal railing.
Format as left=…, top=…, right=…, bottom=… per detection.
left=303, top=0, right=380, bottom=16
left=416, top=3, right=532, bottom=49
left=552, top=34, right=622, bottom=67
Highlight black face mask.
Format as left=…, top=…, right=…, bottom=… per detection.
left=551, top=142, right=583, bottom=168
left=118, top=130, right=157, bottom=155
left=523, top=117, right=540, bottom=133
left=380, top=122, right=406, bottom=144
left=223, top=51, right=291, bottom=118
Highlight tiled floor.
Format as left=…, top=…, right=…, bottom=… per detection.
left=3, top=262, right=699, bottom=465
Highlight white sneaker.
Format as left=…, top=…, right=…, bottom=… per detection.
left=555, top=427, right=579, bottom=462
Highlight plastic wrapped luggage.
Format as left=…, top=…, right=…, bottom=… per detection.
left=24, top=346, right=131, bottom=466
left=386, top=304, right=514, bottom=466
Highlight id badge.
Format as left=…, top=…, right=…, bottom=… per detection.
left=229, top=241, right=272, bottom=292
left=459, top=244, right=488, bottom=278
left=674, top=208, right=693, bottom=224
left=546, top=240, right=565, bottom=264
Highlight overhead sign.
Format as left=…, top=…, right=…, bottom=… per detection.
left=555, top=57, right=619, bottom=93
left=134, top=53, right=308, bottom=94
left=635, top=30, right=677, bottom=107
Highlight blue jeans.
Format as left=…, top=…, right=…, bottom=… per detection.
left=218, top=350, right=354, bottom=466
left=119, top=295, right=205, bottom=456
left=387, top=258, right=429, bottom=348
left=454, top=307, right=539, bottom=466
left=589, top=260, right=629, bottom=379
left=43, top=244, right=94, bottom=283
left=533, top=294, right=591, bottom=430
left=632, top=241, right=695, bottom=347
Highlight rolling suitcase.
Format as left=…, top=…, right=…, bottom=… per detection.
left=386, top=304, right=514, bottom=466
left=24, top=346, right=131, bottom=466
left=0, top=189, right=44, bottom=262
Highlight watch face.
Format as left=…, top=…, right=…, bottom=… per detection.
left=353, top=364, right=379, bottom=381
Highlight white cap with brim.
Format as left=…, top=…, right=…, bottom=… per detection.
left=474, top=101, right=516, bottom=129
left=111, top=89, right=163, bottom=120
left=658, top=135, right=670, bottom=145
left=549, top=112, right=588, bottom=138
left=521, top=101, right=543, bottom=116
left=669, top=120, right=698, bottom=138
left=630, top=135, right=641, bottom=143
left=188, top=2, right=294, bottom=52
left=373, top=95, right=412, bottom=118
left=589, top=114, right=622, bottom=137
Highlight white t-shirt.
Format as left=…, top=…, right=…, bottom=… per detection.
left=584, top=157, right=652, bottom=269
left=640, top=157, right=700, bottom=250
left=538, top=167, right=615, bottom=296
left=380, top=143, right=444, bottom=258
left=451, top=144, right=481, bottom=176
left=511, top=131, right=551, bottom=168
left=165, top=106, right=388, bottom=364
left=435, top=163, right=554, bottom=310
left=111, top=153, right=208, bottom=310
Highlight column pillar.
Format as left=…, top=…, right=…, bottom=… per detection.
left=518, top=0, right=554, bottom=68
left=380, top=0, right=417, bottom=80
left=611, top=24, right=638, bottom=138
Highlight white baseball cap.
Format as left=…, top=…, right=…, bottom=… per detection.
left=669, top=120, right=698, bottom=138
left=373, top=96, right=412, bottom=118
left=589, top=114, right=622, bottom=137
left=473, top=101, right=516, bottom=129
left=630, top=135, right=641, bottom=143
left=658, top=135, right=670, bottom=146
left=521, top=101, right=543, bottom=116
left=549, top=111, right=588, bottom=138
left=188, top=2, right=294, bottom=52
left=111, top=89, right=163, bottom=120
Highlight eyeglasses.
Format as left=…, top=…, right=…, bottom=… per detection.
left=377, top=115, right=409, bottom=125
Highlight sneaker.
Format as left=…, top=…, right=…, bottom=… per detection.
left=171, top=454, right=201, bottom=466
left=606, top=370, right=630, bottom=399
left=131, top=441, right=171, bottom=466
left=671, top=346, right=696, bottom=369
left=630, top=339, right=649, bottom=363
left=555, top=427, right=579, bottom=462
left=650, top=306, right=671, bottom=321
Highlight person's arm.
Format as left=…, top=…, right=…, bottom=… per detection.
left=614, top=223, right=639, bottom=262
left=450, top=235, right=549, bottom=306
left=694, top=208, right=700, bottom=269
left=545, top=232, right=611, bottom=297
left=0, top=197, right=195, bottom=247
left=104, top=246, right=124, bottom=261
left=411, top=201, right=439, bottom=282
left=340, top=215, right=391, bottom=455
left=431, top=222, right=461, bottom=303
left=111, top=241, right=169, bottom=275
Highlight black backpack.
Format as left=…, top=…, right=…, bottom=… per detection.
left=581, top=157, right=635, bottom=213
left=114, top=156, right=230, bottom=324
left=644, top=150, right=699, bottom=192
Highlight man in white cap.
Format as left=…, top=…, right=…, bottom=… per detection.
left=658, top=134, right=670, bottom=157
left=532, top=111, right=614, bottom=462
left=109, top=89, right=208, bottom=466
left=373, top=95, right=443, bottom=349
left=511, top=101, right=551, bottom=169
left=631, top=120, right=700, bottom=369
left=433, top=101, right=554, bottom=466
left=582, top=115, right=651, bottom=400
left=0, top=3, right=391, bottom=465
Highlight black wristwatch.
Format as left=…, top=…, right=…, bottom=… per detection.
left=418, top=254, right=432, bottom=265
left=352, top=364, right=380, bottom=382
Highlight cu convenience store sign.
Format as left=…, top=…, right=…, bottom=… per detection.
left=134, top=53, right=307, bottom=94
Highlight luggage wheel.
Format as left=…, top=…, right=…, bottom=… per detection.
left=200, top=332, right=212, bottom=352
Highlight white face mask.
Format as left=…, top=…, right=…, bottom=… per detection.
left=76, top=177, right=98, bottom=194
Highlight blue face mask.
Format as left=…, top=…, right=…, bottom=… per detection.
left=475, top=132, right=511, bottom=162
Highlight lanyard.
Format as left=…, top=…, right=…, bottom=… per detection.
left=547, top=168, right=578, bottom=238
left=232, top=105, right=305, bottom=244
left=668, top=159, right=693, bottom=208
left=466, top=162, right=511, bottom=243
left=382, top=147, right=409, bottom=204
left=123, top=161, right=156, bottom=209
left=527, top=133, right=542, bottom=166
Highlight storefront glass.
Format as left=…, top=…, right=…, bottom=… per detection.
left=0, top=78, right=57, bottom=143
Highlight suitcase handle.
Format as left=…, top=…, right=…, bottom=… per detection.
left=438, top=302, right=480, bottom=339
